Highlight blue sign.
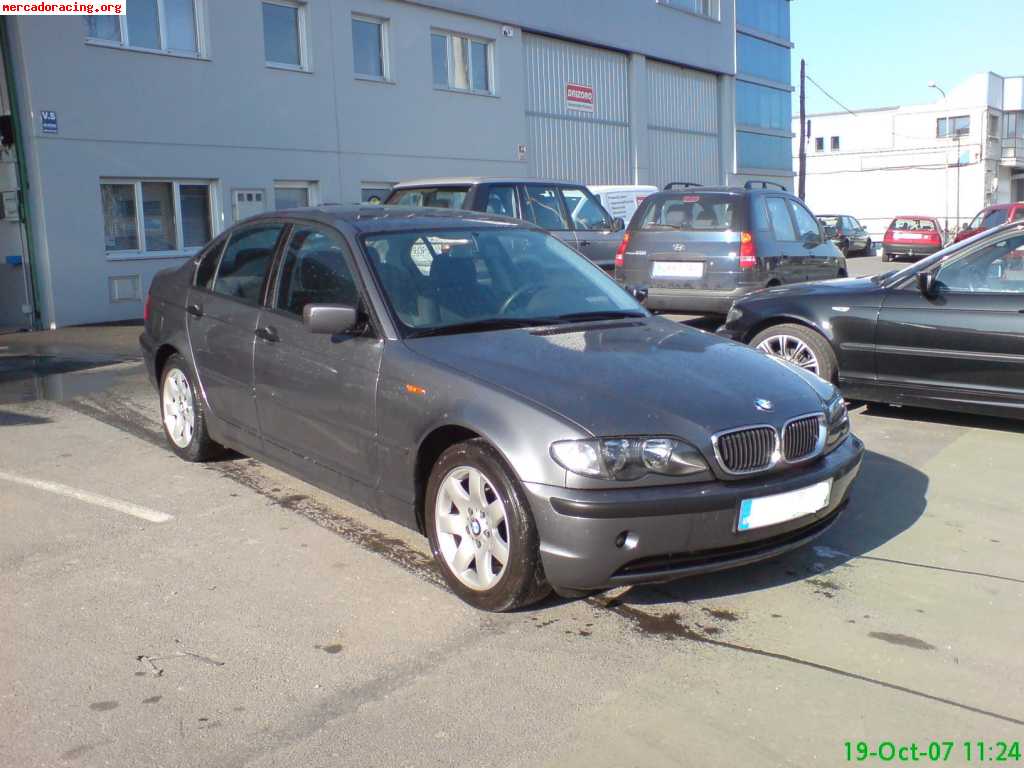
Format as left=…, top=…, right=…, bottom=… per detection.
left=40, top=110, right=57, bottom=134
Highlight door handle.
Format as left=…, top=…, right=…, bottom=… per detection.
left=187, top=303, right=204, bottom=318
left=577, top=240, right=592, bottom=247
left=255, top=326, right=279, bottom=343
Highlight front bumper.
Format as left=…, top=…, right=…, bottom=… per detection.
left=642, top=284, right=763, bottom=314
left=524, top=435, right=863, bottom=591
left=883, top=243, right=941, bottom=260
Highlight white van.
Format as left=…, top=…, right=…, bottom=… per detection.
left=588, top=185, right=659, bottom=226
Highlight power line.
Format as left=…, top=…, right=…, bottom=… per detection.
left=804, top=73, right=859, bottom=118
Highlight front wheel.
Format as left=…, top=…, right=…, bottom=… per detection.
left=160, top=353, right=221, bottom=462
left=862, top=238, right=873, bottom=257
left=426, top=439, right=550, bottom=611
left=750, top=323, right=838, bottom=382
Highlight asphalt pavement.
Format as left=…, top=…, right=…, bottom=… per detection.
left=2, top=274, right=1021, bottom=767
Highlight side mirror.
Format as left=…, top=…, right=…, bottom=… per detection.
left=303, top=303, right=359, bottom=335
left=917, top=271, right=937, bottom=298
left=625, top=284, right=648, bottom=303
left=610, top=217, right=625, bottom=233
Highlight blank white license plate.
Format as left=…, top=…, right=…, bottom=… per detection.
left=652, top=261, right=704, bottom=279
left=737, top=480, right=832, bottom=532
left=898, top=233, right=925, bottom=240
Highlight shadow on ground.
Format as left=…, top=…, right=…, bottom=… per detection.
left=610, top=448, right=928, bottom=607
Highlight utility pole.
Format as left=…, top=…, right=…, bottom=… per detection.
left=955, top=133, right=961, bottom=230
left=798, top=59, right=806, bottom=200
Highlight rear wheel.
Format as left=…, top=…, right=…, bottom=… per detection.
left=750, top=323, right=837, bottom=382
left=160, top=354, right=221, bottom=462
left=425, top=439, right=550, bottom=611
left=862, top=238, right=873, bottom=256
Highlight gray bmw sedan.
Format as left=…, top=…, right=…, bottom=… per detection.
left=140, top=206, right=863, bottom=611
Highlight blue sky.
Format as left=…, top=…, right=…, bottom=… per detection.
left=790, top=0, right=1022, bottom=115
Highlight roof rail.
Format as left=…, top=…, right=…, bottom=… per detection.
left=663, top=181, right=702, bottom=191
left=743, top=180, right=788, bottom=191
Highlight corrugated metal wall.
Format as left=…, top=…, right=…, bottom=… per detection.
left=646, top=60, right=721, bottom=188
left=523, top=34, right=630, bottom=185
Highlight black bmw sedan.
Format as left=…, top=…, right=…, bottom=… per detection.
left=719, top=221, right=1024, bottom=420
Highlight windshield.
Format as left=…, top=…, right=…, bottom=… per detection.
left=387, top=187, right=470, bottom=210
left=818, top=216, right=840, bottom=227
left=362, top=228, right=644, bottom=336
left=639, top=194, right=745, bottom=232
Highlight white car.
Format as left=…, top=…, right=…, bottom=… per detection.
left=588, top=184, right=659, bottom=226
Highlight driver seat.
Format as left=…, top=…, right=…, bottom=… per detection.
left=430, top=245, right=497, bottom=321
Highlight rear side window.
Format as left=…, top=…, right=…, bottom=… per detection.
left=194, top=237, right=226, bottom=290
left=522, top=185, right=570, bottom=230
left=765, top=197, right=797, bottom=241
left=890, top=218, right=936, bottom=231
left=981, top=208, right=1010, bottom=228
left=388, top=187, right=469, bottom=209
left=212, top=225, right=284, bottom=304
left=638, top=194, right=743, bottom=232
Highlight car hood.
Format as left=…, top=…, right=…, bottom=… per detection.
left=404, top=317, right=831, bottom=443
left=737, top=276, right=884, bottom=306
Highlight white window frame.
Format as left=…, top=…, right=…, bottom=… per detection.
left=432, top=29, right=495, bottom=96
left=273, top=180, right=319, bottom=210
left=100, top=178, right=219, bottom=261
left=263, top=0, right=311, bottom=72
left=351, top=13, right=390, bottom=82
left=655, top=0, right=720, bottom=22
left=85, top=0, right=208, bottom=59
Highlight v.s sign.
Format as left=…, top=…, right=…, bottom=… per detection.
left=566, top=83, right=595, bottom=113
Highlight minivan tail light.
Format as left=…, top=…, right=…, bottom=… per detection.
left=143, top=292, right=151, bottom=323
left=739, top=232, right=756, bottom=269
left=614, top=232, right=630, bottom=267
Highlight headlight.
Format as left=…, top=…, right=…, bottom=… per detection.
left=825, top=395, right=850, bottom=450
left=550, top=437, right=708, bottom=480
left=725, top=305, right=743, bottom=325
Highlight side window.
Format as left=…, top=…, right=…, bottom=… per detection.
left=935, top=234, right=1024, bottom=294
left=765, top=197, right=797, bottom=241
left=981, top=208, right=1010, bottom=229
left=275, top=226, right=359, bottom=316
left=484, top=185, right=519, bottom=218
left=789, top=201, right=821, bottom=240
left=212, top=225, right=284, bottom=304
left=560, top=187, right=611, bottom=231
left=521, top=185, right=570, bottom=231
left=195, top=237, right=226, bottom=290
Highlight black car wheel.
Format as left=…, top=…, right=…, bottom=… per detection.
left=751, top=323, right=838, bottom=382
left=862, top=238, right=873, bottom=257
left=426, top=439, right=550, bottom=612
left=160, top=353, right=222, bottom=462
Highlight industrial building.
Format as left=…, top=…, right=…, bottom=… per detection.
left=794, top=72, right=1024, bottom=240
left=0, top=0, right=794, bottom=329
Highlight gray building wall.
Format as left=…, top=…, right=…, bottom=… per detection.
left=8, top=0, right=740, bottom=328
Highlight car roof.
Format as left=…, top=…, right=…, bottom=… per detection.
left=390, top=177, right=588, bottom=189
left=240, top=204, right=534, bottom=234
left=890, top=215, right=939, bottom=219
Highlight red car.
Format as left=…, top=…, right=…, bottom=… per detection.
left=882, top=216, right=945, bottom=262
left=954, top=202, right=1024, bottom=242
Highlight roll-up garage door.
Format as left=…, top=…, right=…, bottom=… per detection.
left=647, top=60, right=720, bottom=189
left=523, top=34, right=630, bottom=185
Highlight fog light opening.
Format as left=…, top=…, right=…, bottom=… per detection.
left=615, top=531, right=639, bottom=550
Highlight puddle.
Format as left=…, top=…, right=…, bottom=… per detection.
left=0, top=353, right=137, bottom=404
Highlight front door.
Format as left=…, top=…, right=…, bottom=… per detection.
left=253, top=223, right=383, bottom=485
left=875, top=230, right=1024, bottom=403
left=560, top=186, right=621, bottom=271
left=187, top=223, right=285, bottom=435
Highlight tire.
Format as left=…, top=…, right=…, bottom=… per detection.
left=425, top=439, right=550, bottom=611
left=862, top=238, right=873, bottom=257
left=159, top=353, right=222, bottom=462
left=750, top=323, right=838, bottom=383
left=882, top=251, right=893, bottom=263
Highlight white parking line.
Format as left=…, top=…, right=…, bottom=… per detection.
left=0, top=470, right=173, bottom=523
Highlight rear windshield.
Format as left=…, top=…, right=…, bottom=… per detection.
left=818, top=216, right=840, bottom=227
left=890, top=217, right=936, bottom=231
left=638, top=194, right=745, bottom=232
left=387, top=187, right=470, bottom=209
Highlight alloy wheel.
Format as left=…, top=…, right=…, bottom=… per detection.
left=434, top=466, right=510, bottom=591
left=162, top=368, right=196, bottom=448
left=756, top=334, right=820, bottom=375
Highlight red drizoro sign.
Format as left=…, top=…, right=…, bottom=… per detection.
left=565, top=82, right=595, bottom=112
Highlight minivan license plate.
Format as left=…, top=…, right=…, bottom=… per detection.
left=737, top=480, right=832, bottom=532
left=652, top=261, right=703, bottom=279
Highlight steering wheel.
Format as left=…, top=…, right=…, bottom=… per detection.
left=499, top=283, right=544, bottom=315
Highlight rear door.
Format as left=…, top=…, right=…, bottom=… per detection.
left=520, top=184, right=579, bottom=253
left=187, top=222, right=285, bottom=437
left=559, top=185, right=620, bottom=270
left=627, top=192, right=745, bottom=292
left=764, top=195, right=804, bottom=283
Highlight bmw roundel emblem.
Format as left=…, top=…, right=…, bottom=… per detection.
left=754, top=398, right=774, bottom=412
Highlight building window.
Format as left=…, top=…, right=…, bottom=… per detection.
left=830, top=136, right=840, bottom=151
left=736, top=33, right=790, bottom=85
left=1005, top=111, right=1023, bottom=139
left=937, top=115, right=970, bottom=138
left=431, top=31, right=493, bottom=94
left=85, top=0, right=201, bottom=56
left=736, top=81, right=790, bottom=132
left=656, top=0, right=720, bottom=20
left=814, top=137, right=824, bottom=152
left=736, top=0, right=789, bottom=39
left=274, top=181, right=317, bottom=210
left=737, top=131, right=791, bottom=171
left=352, top=15, right=388, bottom=80
left=100, top=179, right=214, bottom=258
left=263, top=1, right=308, bottom=70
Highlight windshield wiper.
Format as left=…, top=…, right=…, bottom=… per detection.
left=407, top=317, right=551, bottom=338
left=542, top=310, right=647, bottom=323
